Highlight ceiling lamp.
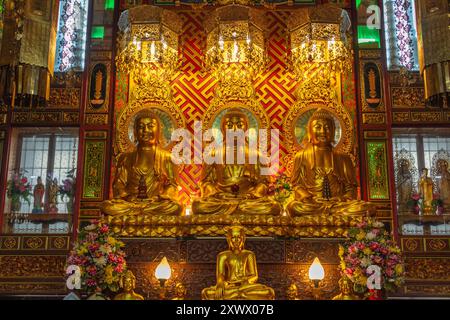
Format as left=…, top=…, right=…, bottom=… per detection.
left=204, top=4, right=267, bottom=75
left=116, top=5, right=182, bottom=79
left=288, top=4, right=352, bottom=79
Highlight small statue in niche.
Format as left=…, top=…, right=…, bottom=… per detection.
left=47, top=177, right=59, bottom=214
left=32, top=176, right=45, bottom=213
left=419, top=168, right=434, bottom=215
left=436, top=159, right=450, bottom=210
left=396, top=159, right=414, bottom=213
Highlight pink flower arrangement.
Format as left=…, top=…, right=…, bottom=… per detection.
left=7, top=171, right=32, bottom=206
left=66, top=220, right=127, bottom=295
left=339, top=218, right=405, bottom=298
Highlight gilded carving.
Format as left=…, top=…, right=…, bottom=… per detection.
left=362, top=113, right=385, bottom=124
left=85, top=114, right=109, bottom=126
left=411, top=111, right=442, bottom=122
left=63, top=112, right=79, bottom=124
left=366, top=141, right=390, bottom=200
left=48, top=88, right=81, bottom=109
left=358, top=49, right=382, bottom=59
left=402, top=238, right=420, bottom=252
left=405, top=285, right=450, bottom=296
left=23, top=236, right=46, bottom=250
left=82, top=140, right=106, bottom=200
left=426, top=239, right=449, bottom=252
left=392, top=112, right=410, bottom=123
left=0, top=236, right=19, bottom=250
left=0, top=256, right=66, bottom=278
left=0, top=113, right=7, bottom=124
left=50, top=237, right=68, bottom=250
left=105, top=214, right=364, bottom=238
left=391, top=87, right=425, bottom=108
left=405, top=258, right=450, bottom=280
left=0, top=283, right=66, bottom=295
left=361, top=61, right=384, bottom=111
left=88, top=62, right=110, bottom=112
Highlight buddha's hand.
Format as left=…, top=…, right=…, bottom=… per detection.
left=125, top=195, right=138, bottom=202
left=214, top=283, right=225, bottom=300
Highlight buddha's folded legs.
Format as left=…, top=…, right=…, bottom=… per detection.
left=192, top=198, right=281, bottom=215
left=101, top=199, right=182, bottom=216
left=287, top=200, right=328, bottom=216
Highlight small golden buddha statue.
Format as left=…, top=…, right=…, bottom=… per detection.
left=192, top=109, right=280, bottom=216
left=287, top=109, right=374, bottom=217
left=172, top=282, right=187, bottom=300
left=419, top=168, right=434, bottom=214
left=102, top=111, right=183, bottom=217
left=202, top=225, right=275, bottom=300
left=332, top=276, right=359, bottom=300
left=114, top=270, right=144, bottom=300
left=286, top=283, right=299, bottom=300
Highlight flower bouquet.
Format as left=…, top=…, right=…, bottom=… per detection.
left=406, top=193, right=422, bottom=214
left=7, top=171, right=32, bottom=212
left=60, top=169, right=76, bottom=213
left=66, top=220, right=127, bottom=296
left=432, top=193, right=444, bottom=215
left=339, top=218, right=405, bottom=299
left=267, top=171, right=292, bottom=214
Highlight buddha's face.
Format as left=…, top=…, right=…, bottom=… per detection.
left=37, top=177, right=42, bottom=184
left=135, top=117, right=159, bottom=146
left=227, top=228, right=245, bottom=251
left=399, top=160, right=410, bottom=175
left=309, top=118, right=334, bottom=146
left=421, top=168, right=429, bottom=177
left=222, top=113, right=248, bottom=133
left=123, top=275, right=135, bottom=292
left=438, top=160, right=448, bottom=174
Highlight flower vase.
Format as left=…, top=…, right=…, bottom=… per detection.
left=367, top=289, right=383, bottom=300
left=11, top=199, right=21, bottom=213
left=66, top=197, right=74, bottom=214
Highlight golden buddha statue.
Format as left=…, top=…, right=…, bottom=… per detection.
left=192, top=109, right=280, bottom=216
left=332, top=276, right=359, bottom=300
left=114, top=270, right=144, bottom=300
left=419, top=168, right=434, bottom=214
left=102, top=111, right=183, bottom=217
left=202, top=225, right=275, bottom=300
left=287, top=109, right=374, bottom=217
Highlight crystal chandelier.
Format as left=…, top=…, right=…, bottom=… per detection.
left=116, top=5, right=181, bottom=80
left=288, top=5, right=352, bottom=79
left=204, top=4, right=267, bottom=75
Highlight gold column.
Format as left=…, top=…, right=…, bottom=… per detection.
left=0, top=0, right=59, bottom=107
left=415, top=0, right=450, bottom=105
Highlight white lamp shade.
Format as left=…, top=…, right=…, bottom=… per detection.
left=155, top=256, right=171, bottom=280
left=308, top=257, right=325, bottom=280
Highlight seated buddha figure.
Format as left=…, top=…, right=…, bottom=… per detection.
left=192, top=109, right=280, bottom=216
left=114, top=270, right=144, bottom=300
left=202, top=225, right=275, bottom=300
left=287, top=109, right=374, bottom=217
left=102, top=111, right=183, bottom=217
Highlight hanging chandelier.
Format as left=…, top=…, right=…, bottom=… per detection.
left=288, top=4, right=352, bottom=79
left=116, top=5, right=182, bottom=80
left=204, top=4, right=267, bottom=75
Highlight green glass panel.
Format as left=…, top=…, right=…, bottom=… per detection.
left=105, top=0, right=115, bottom=9
left=357, top=25, right=381, bottom=48
left=91, top=26, right=105, bottom=39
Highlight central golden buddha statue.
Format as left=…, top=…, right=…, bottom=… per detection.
left=192, top=109, right=280, bottom=216
left=202, top=225, right=275, bottom=300
left=287, top=109, right=374, bottom=216
left=102, top=111, right=183, bottom=217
